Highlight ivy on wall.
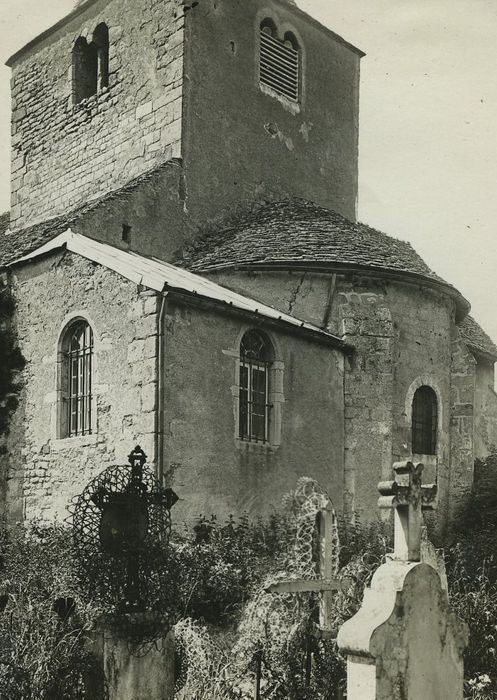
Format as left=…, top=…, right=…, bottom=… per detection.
left=0, top=282, right=25, bottom=436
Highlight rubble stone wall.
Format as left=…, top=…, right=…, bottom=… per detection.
left=6, top=252, right=158, bottom=522
left=9, top=0, right=184, bottom=230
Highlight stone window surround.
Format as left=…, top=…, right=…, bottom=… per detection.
left=72, top=22, right=110, bottom=107
left=405, top=375, right=444, bottom=471
left=255, top=9, right=304, bottom=114
left=224, top=326, right=284, bottom=451
left=53, top=311, right=99, bottom=448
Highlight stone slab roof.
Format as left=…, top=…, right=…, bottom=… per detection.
left=459, top=315, right=497, bottom=361
left=0, top=162, right=175, bottom=268
left=182, top=199, right=448, bottom=283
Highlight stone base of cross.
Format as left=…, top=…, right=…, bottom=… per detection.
left=265, top=501, right=351, bottom=638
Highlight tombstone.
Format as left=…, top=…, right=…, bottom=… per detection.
left=337, top=461, right=468, bottom=700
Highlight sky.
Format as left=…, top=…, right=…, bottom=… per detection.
left=1, top=0, right=497, bottom=340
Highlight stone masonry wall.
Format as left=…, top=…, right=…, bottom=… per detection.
left=183, top=0, right=361, bottom=229
left=6, top=252, right=159, bottom=523
left=473, top=359, right=497, bottom=458
left=207, top=270, right=459, bottom=530
left=449, top=331, right=476, bottom=520
left=10, top=0, right=184, bottom=230
left=161, top=296, right=345, bottom=527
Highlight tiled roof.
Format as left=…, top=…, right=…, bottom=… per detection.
left=459, top=315, right=497, bottom=360
left=0, top=162, right=175, bottom=268
left=181, top=199, right=449, bottom=285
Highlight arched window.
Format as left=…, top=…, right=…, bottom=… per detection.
left=73, top=37, right=98, bottom=104
left=239, top=330, right=273, bottom=442
left=61, top=321, right=94, bottom=437
left=93, top=23, right=110, bottom=92
left=72, top=24, right=109, bottom=104
left=259, top=20, right=300, bottom=102
left=412, top=386, right=437, bottom=455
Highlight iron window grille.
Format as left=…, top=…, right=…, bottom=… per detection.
left=239, top=330, right=272, bottom=443
left=259, top=24, right=300, bottom=102
left=412, top=385, right=437, bottom=455
left=65, top=322, right=94, bottom=437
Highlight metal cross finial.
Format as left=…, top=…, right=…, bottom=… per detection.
left=378, top=461, right=437, bottom=562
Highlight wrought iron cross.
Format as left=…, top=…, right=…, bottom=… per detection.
left=91, top=445, right=178, bottom=611
left=265, top=501, right=349, bottom=638
left=378, top=461, right=437, bottom=562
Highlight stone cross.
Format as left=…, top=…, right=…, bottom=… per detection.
left=265, top=501, right=349, bottom=637
left=378, top=461, right=437, bottom=562
left=337, top=462, right=467, bottom=700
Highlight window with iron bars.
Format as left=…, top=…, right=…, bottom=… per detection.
left=412, top=385, right=437, bottom=455
left=259, top=21, right=300, bottom=103
left=65, top=322, right=94, bottom=437
left=239, top=330, right=272, bottom=443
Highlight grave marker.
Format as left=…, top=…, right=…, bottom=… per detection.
left=265, top=501, right=351, bottom=637
left=337, top=461, right=468, bottom=700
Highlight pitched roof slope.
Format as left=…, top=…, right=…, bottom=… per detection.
left=459, top=315, right=497, bottom=360
left=9, top=229, right=350, bottom=351
left=0, top=162, right=175, bottom=268
left=182, top=199, right=446, bottom=282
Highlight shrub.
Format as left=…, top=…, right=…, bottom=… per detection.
left=174, top=512, right=295, bottom=626
left=0, top=522, right=106, bottom=700
left=445, top=455, right=497, bottom=700
left=0, top=285, right=25, bottom=436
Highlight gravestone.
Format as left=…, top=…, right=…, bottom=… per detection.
left=337, top=461, right=468, bottom=700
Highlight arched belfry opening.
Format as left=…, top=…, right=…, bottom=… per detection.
left=72, top=23, right=109, bottom=104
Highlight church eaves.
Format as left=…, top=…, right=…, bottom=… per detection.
left=6, top=229, right=351, bottom=353
left=6, top=0, right=363, bottom=68
left=180, top=198, right=470, bottom=320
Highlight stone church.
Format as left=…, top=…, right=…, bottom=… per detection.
left=0, top=0, right=496, bottom=534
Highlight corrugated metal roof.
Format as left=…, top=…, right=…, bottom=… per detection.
left=12, top=229, right=349, bottom=349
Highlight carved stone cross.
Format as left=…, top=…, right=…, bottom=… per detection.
left=265, top=501, right=349, bottom=637
left=378, top=461, right=437, bottom=562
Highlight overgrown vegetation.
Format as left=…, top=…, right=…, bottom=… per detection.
left=0, top=284, right=25, bottom=436
left=0, top=522, right=106, bottom=699
left=174, top=513, right=295, bottom=626
left=4, top=460, right=497, bottom=699
left=446, top=453, right=497, bottom=700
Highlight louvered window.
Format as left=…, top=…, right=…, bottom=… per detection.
left=259, top=24, right=300, bottom=102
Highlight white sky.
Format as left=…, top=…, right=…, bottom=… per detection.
left=1, top=0, right=497, bottom=340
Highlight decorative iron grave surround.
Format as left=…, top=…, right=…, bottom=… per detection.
left=71, top=446, right=179, bottom=650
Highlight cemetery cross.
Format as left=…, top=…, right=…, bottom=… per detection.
left=265, top=500, right=350, bottom=637
left=378, top=460, right=437, bottom=562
